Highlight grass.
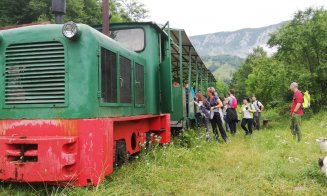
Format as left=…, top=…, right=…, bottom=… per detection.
left=1, top=110, right=327, bottom=195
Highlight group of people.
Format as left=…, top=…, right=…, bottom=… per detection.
left=194, top=88, right=264, bottom=142
left=193, top=81, right=305, bottom=143
left=240, top=96, right=264, bottom=136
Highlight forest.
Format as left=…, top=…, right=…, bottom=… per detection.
left=0, top=0, right=148, bottom=26
left=229, top=7, right=327, bottom=113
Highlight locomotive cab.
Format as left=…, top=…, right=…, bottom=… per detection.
left=107, top=22, right=173, bottom=115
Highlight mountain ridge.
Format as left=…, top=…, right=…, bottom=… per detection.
left=190, top=22, right=286, bottom=82
left=190, top=21, right=285, bottom=58
left=191, top=22, right=286, bottom=37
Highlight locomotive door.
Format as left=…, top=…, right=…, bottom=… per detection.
left=159, top=31, right=173, bottom=113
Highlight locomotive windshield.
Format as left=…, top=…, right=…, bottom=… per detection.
left=109, top=28, right=145, bottom=52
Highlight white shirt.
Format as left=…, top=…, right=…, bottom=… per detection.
left=253, top=100, right=263, bottom=112
left=242, top=104, right=255, bottom=119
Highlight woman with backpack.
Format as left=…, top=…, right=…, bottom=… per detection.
left=240, top=98, right=256, bottom=136
left=207, top=87, right=229, bottom=142
left=225, top=89, right=238, bottom=135
left=194, top=93, right=211, bottom=141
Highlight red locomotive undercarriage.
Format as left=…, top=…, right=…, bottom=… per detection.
left=0, top=114, right=170, bottom=186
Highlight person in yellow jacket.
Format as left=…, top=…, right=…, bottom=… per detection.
left=239, top=97, right=256, bottom=136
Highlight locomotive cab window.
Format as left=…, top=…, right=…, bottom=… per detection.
left=119, top=56, right=132, bottom=103
left=135, top=63, right=145, bottom=105
left=109, top=28, right=145, bottom=52
left=101, top=48, right=117, bottom=103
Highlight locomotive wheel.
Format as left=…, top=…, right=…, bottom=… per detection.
left=115, top=140, right=128, bottom=167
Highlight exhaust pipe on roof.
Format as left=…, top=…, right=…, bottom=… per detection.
left=102, top=0, right=111, bottom=35
left=52, top=0, right=66, bottom=24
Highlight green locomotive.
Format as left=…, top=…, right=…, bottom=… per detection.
left=0, top=21, right=215, bottom=186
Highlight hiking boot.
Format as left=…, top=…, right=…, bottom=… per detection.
left=291, top=128, right=296, bottom=136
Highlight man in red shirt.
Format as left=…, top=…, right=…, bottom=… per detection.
left=290, top=82, right=304, bottom=142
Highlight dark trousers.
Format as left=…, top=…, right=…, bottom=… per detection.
left=195, top=112, right=202, bottom=127
left=210, top=112, right=228, bottom=141
left=223, top=115, right=230, bottom=131
left=253, top=113, right=261, bottom=130
left=241, top=118, right=253, bottom=135
left=228, top=121, right=237, bottom=135
left=226, top=108, right=238, bottom=135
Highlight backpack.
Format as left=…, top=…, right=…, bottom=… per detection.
left=256, top=101, right=263, bottom=111
left=302, top=91, right=310, bottom=109
left=231, top=96, right=238, bottom=109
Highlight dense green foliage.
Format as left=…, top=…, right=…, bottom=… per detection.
left=214, top=80, right=229, bottom=98
left=2, top=110, right=327, bottom=195
left=0, top=0, right=148, bottom=27
left=203, top=55, right=244, bottom=83
left=230, top=7, right=327, bottom=112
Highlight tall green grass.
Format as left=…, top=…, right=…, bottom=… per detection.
left=1, top=111, right=327, bottom=195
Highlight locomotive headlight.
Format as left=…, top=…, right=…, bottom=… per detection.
left=62, top=21, right=80, bottom=39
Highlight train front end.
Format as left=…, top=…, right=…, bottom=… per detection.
left=0, top=21, right=171, bottom=186
left=0, top=23, right=115, bottom=186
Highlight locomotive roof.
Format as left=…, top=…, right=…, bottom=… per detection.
left=110, top=21, right=167, bottom=36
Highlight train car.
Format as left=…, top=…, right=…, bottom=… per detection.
left=0, top=21, right=215, bottom=186
left=168, top=29, right=216, bottom=130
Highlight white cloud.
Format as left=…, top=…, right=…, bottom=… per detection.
left=139, top=0, right=327, bottom=35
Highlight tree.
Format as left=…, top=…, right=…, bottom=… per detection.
left=114, top=0, right=149, bottom=22
left=0, top=0, right=40, bottom=26
left=229, top=47, right=267, bottom=101
left=268, top=7, right=327, bottom=111
left=230, top=8, right=327, bottom=112
left=0, top=0, right=149, bottom=27
left=215, top=80, right=229, bottom=98
left=245, top=57, right=288, bottom=106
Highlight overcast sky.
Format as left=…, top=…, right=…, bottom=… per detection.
left=138, top=0, right=327, bottom=36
